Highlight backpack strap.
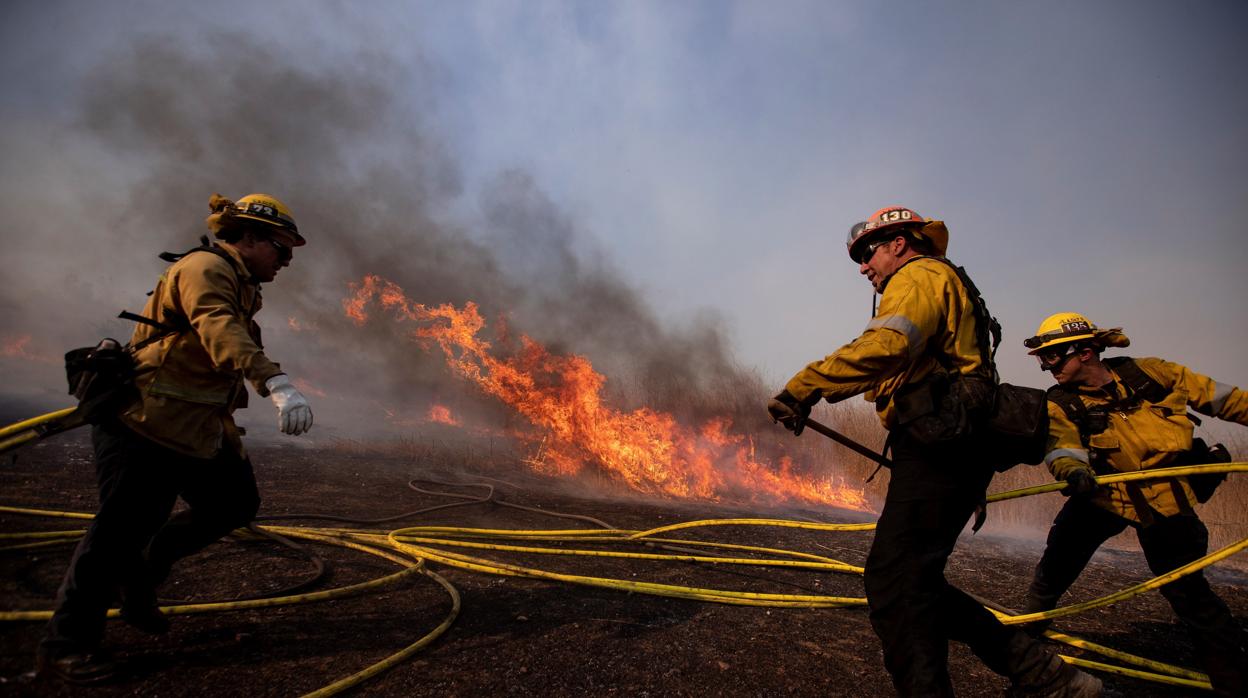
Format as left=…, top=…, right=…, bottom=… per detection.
left=1046, top=384, right=1091, bottom=448
left=1048, top=359, right=1190, bottom=525
left=1106, top=357, right=1195, bottom=516
left=892, top=255, right=1002, bottom=378
left=1105, top=356, right=1169, bottom=405
left=159, top=235, right=216, bottom=263
left=158, top=236, right=245, bottom=277
left=123, top=238, right=239, bottom=353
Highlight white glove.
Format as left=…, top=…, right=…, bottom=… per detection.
left=265, top=374, right=313, bottom=436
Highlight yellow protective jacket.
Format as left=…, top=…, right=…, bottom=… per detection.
left=119, top=244, right=283, bottom=458
left=1045, top=357, right=1248, bottom=523
left=784, top=256, right=986, bottom=428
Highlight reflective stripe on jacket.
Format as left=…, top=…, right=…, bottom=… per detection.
left=783, top=256, right=986, bottom=428
left=119, top=244, right=283, bottom=457
left=1045, top=357, right=1247, bottom=523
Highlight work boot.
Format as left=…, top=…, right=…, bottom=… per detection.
left=1005, top=632, right=1101, bottom=697
left=120, top=602, right=170, bottom=635
left=120, top=582, right=170, bottom=635
left=35, top=649, right=118, bottom=685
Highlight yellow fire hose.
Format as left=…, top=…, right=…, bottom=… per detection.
left=0, top=406, right=81, bottom=455
left=1, top=407, right=1245, bottom=693
left=0, top=406, right=77, bottom=442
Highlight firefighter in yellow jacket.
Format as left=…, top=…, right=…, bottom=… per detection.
left=38, top=193, right=315, bottom=684
left=768, top=206, right=1099, bottom=697
left=1023, top=312, right=1247, bottom=696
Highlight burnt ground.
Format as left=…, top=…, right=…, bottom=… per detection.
left=1, top=431, right=1246, bottom=697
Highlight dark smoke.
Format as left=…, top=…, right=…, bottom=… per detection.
left=5, top=32, right=773, bottom=444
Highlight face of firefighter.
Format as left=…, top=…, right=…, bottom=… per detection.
left=1043, top=345, right=1103, bottom=386
left=858, top=235, right=909, bottom=292
left=235, top=229, right=296, bottom=283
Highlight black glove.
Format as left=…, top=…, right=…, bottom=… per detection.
left=767, top=390, right=811, bottom=436
left=1063, top=468, right=1098, bottom=498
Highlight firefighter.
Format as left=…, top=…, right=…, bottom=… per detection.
left=37, top=193, right=315, bottom=684
left=768, top=206, right=1100, bottom=696
left=1023, top=312, right=1247, bottom=696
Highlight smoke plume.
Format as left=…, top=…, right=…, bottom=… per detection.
left=2, top=32, right=775, bottom=452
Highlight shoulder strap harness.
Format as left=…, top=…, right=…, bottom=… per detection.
left=1046, top=357, right=1192, bottom=523
left=886, top=255, right=1003, bottom=378
left=120, top=237, right=239, bottom=352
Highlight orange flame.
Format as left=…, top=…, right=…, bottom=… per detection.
left=428, top=404, right=460, bottom=426
left=345, top=275, right=871, bottom=512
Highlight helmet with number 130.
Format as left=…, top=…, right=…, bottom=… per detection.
left=846, top=205, right=948, bottom=263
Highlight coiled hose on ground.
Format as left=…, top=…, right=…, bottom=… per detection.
left=1, top=408, right=1244, bottom=694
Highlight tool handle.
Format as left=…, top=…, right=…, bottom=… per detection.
left=803, top=417, right=891, bottom=466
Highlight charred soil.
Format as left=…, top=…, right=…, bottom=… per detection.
left=2, top=432, right=1245, bottom=697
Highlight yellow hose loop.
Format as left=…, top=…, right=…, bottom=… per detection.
left=629, top=518, right=877, bottom=540
left=0, top=505, right=94, bottom=520
left=293, top=526, right=862, bottom=571
left=0, top=530, right=86, bottom=540
left=252, top=528, right=463, bottom=698
left=997, top=536, right=1248, bottom=626
left=391, top=533, right=862, bottom=574
left=988, top=463, right=1248, bottom=503
left=393, top=526, right=629, bottom=538
left=300, top=565, right=460, bottom=698
left=1045, top=630, right=1208, bottom=682
left=1060, top=655, right=1212, bottom=691
left=0, top=407, right=77, bottom=441
left=0, top=431, right=40, bottom=454
left=0, top=539, right=79, bottom=553
left=641, top=536, right=860, bottom=569
left=388, top=531, right=866, bottom=608
left=0, top=558, right=424, bottom=622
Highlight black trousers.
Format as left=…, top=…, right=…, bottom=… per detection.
left=41, top=419, right=260, bottom=656
left=864, top=432, right=1043, bottom=696
left=1028, top=497, right=1247, bottom=696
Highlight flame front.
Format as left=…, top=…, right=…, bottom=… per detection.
left=345, top=275, right=871, bottom=512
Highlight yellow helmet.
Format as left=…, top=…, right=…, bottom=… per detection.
left=233, top=193, right=304, bottom=245
left=1024, top=312, right=1129, bottom=354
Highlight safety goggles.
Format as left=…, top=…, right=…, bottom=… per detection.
left=1036, top=343, right=1080, bottom=372
left=267, top=237, right=293, bottom=261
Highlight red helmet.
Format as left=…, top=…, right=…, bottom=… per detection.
left=847, top=206, right=922, bottom=263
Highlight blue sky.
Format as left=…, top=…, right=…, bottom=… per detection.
left=2, top=1, right=1246, bottom=424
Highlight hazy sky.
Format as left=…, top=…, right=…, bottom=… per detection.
left=2, top=1, right=1246, bottom=428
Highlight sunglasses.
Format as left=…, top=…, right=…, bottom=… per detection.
left=267, top=237, right=292, bottom=261
left=858, top=239, right=890, bottom=264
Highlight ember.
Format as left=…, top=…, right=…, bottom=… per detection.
left=345, top=275, right=871, bottom=512
left=427, top=404, right=460, bottom=426
left=1, top=334, right=56, bottom=364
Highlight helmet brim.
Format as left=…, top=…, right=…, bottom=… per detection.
left=1025, top=327, right=1129, bottom=354
left=917, top=220, right=948, bottom=257
left=235, top=214, right=306, bottom=246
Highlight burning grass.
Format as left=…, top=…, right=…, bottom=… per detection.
left=342, top=275, right=872, bottom=512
